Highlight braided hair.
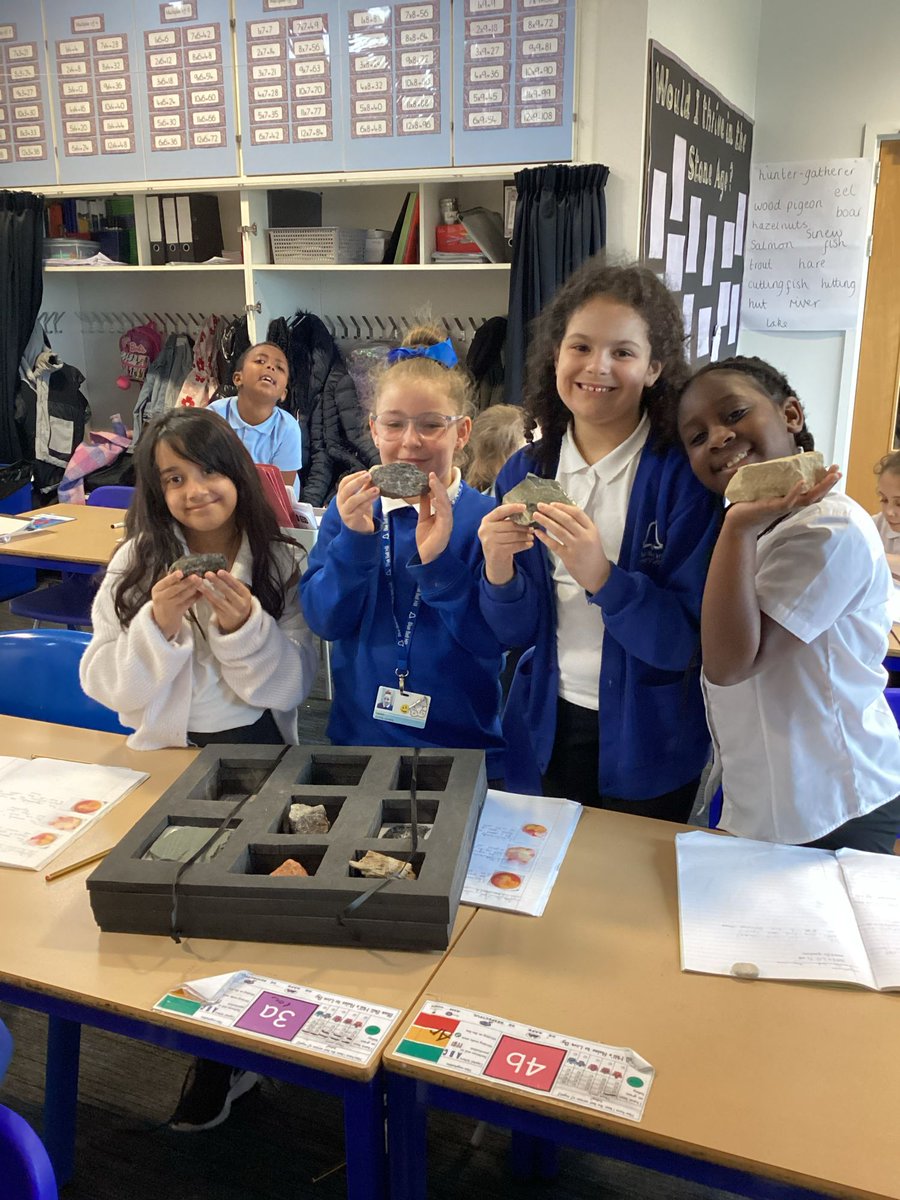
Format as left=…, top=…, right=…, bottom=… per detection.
left=684, top=356, right=816, bottom=451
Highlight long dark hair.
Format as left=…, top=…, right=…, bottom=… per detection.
left=113, top=408, right=297, bottom=626
left=523, top=258, right=690, bottom=469
left=683, top=356, right=816, bottom=451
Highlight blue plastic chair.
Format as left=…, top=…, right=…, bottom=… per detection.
left=0, top=630, right=129, bottom=734
left=9, top=487, right=134, bottom=630
left=0, top=1018, right=12, bottom=1084
left=0, top=1105, right=58, bottom=1199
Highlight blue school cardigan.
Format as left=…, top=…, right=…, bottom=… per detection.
left=481, top=437, right=722, bottom=800
left=300, top=483, right=506, bottom=777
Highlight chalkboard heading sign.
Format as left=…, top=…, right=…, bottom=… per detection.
left=641, top=42, right=753, bottom=366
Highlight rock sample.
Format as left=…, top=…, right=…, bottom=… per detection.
left=288, top=802, right=330, bottom=835
left=502, top=473, right=576, bottom=526
left=724, top=451, right=825, bottom=503
left=349, top=850, right=417, bottom=880
left=169, top=552, right=228, bottom=577
left=270, top=858, right=309, bottom=877
left=370, top=462, right=429, bottom=498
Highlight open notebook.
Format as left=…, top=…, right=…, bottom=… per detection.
left=675, top=830, right=900, bottom=991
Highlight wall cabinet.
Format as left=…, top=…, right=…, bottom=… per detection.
left=38, top=170, right=514, bottom=427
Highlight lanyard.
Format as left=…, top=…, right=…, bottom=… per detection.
left=380, top=487, right=461, bottom=690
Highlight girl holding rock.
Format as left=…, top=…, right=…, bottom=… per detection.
left=300, top=323, right=506, bottom=778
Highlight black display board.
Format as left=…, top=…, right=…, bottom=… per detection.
left=641, top=42, right=754, bottom=365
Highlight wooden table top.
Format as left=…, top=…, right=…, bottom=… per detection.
left=385, top=808, right=900, bottom=1200
left=0, top=717, right=473, bottom=1080
left=0, top=503, right=126, bottom=568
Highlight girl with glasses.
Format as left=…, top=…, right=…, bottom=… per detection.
left=300, top=323, right=507, bottom=781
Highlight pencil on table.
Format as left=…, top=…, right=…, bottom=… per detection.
left=110, top=520, right=126, bottom=529
left=45, top=849, right=111, bottom=882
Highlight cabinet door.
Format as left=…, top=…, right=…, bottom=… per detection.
left=452, top=0, right=576, bottom=167
left=0, top=10, right=56, bottom=185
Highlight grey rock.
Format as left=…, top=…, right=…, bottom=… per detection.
left=370, top=462, right=430, bottom=498
left=288, top=802, right=331, bottom=835
left=169, top=552, right=228, bottom=577
left=502, top=473, right=577, bottom=526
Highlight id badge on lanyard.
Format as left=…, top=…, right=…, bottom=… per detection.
left=370, top=494, right=457, bottom=729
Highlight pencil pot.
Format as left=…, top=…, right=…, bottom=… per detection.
left=0, top=467, right=36, bottom=601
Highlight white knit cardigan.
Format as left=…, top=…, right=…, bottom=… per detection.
left=80, top=532, right=318, bottom=750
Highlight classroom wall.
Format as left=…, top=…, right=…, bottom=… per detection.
left=577, top=0, right=761, bottom=260
left=738, top=0, right=900, bottom=468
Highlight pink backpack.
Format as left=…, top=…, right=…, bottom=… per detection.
left=116, top=321, right=163, bottom=390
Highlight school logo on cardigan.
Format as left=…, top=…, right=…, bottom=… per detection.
left=640, top=521, right=664, bottom=565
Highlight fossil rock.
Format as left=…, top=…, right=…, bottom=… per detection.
left=370, top=462, right=430, bottom=498
left=169, top=552, right=228, bottom=577
left=270, top=858, right=309, bottom=877
left=724, top=451, right=825, bottom=503
left=502, top=473, right=576, bottom=526
left=288, top=802, right=330, bottom=835
left=349, top=850, right=417, bottom=880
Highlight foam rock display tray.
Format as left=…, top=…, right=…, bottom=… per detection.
left=87, top=746, right=486, bottom=951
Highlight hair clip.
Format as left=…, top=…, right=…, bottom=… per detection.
left=386, top=337, right=458, bottom=369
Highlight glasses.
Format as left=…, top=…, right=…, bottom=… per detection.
left=371, top=413, right=464, bottom=441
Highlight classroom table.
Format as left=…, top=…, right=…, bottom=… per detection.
left=0, top=502, right=124, bottom=574
left=384, top=807, right=900, bottom=1200
left=0, top=716, right=474, bottom=1200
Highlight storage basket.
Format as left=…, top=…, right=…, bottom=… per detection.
left=268, top=226, right=368, bottom=265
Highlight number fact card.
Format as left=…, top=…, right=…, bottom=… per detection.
left=394, top=1001, right=654, bottom=1122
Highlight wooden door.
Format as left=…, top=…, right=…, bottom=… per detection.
left=847, top=138, right=900, bottom=508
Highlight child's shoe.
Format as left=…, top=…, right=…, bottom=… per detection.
left=167, top=1058, right=261, bottom=1132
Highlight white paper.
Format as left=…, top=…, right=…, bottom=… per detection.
left=681, top=293, right=694, bottom=339
left=182, top=972, right=253, bottom=1004
left=721, top=220, right=735, bottom=269
left=837, top=849, right=900, bottom=990
left=155, top=972, right=401, bottom=1067
left=734, top=191, right=747, bottom=255
left=670, top=135, right=686, bottom=222
left=395, top=1001, right=654, bottom=1123
left=664, top=233, right=685, bottom=292
left=685, top=195, right=702, bottom=273
left=710, top=326, right=722, bottom=363
left=696, top=306, right=712, bottom=358
left=717, top=280, right=731, bottom=328
left=461, top=789, right=581, bottom=916
left=741, top=157, right=871, bottom=331
left=0, top=758, right=148, bottom=871
left=648, top=169, right=667, bottom=259
left=702, top=215, right=717, bottom=285
left=675, top=832, right=876, bottom=988
left=728, top=283, right=741, bottom=344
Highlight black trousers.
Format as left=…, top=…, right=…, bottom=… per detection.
left=805, top=793, right=900, bottom=855
left=187, top=709, right=283, bottom=747
left=541, top=696, right=699, bottom=822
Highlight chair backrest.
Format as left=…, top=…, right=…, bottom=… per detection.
left=0, top=1105, right=58, bottom=1200
left=0, top=631, right=129, bottom=734
left=87, top=485, right=134, bottom=509
left=0, top=1018, right=12, bottom=1085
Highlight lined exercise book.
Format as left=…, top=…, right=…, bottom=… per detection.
left=675, top=830, right=900, bottom=991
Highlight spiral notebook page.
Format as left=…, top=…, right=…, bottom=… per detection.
left=836, top=849, right=900, bottom=991
left=675, top=832, right=875, bottom=988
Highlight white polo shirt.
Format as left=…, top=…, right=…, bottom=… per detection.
left=704, top=492, right=900, bottom=844
left=208, top=397, right=302, bottom=496
left=874, top=511, right=900, bottom=556
left=553, top=416, right=649, bottom=710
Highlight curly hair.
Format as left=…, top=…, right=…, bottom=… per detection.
left=521, top=258, right=690, bottom=469
left=112, top=408, right=298, bottom=627
left=683, top=356, right=816, bottom=451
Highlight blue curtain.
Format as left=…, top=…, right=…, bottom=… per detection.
left=504, top=163, right=609, bottom=405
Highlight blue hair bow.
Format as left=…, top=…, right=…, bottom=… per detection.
left=386, top=337, right=458, bottom=369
